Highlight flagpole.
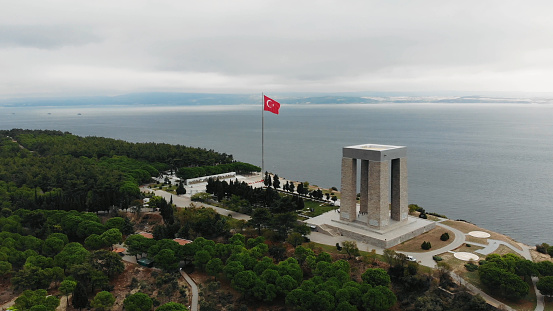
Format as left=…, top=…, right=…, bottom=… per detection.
left=261, top=92, right=264, bottom=182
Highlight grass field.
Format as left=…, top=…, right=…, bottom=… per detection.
left=302, top=200, right=337, bottom=217
left=309, top=242, right=383, bottom=260
left=391, top=227, right=455, bottom=253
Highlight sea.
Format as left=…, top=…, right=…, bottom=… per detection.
left=1, top=102, right=552, bottom=246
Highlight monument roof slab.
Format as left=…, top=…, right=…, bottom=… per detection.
left=343, top=144, right=406, bottom=161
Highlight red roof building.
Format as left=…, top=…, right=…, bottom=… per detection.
left=173, top=238, right=193, bottom=245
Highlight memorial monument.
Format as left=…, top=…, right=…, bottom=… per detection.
left=307, top=143, right=435, bottom=248
left=340, top=144, right=407, bottom=229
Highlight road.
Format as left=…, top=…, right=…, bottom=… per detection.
left=140, top=186, right=251, bottom=221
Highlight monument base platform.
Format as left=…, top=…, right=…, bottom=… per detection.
left=307, top=212, right=436, bottom=248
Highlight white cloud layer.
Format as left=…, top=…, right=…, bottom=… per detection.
left=1, top=0, right=553, bottom=97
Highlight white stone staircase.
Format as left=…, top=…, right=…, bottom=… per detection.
left=319, top=224, right=341, bottom=237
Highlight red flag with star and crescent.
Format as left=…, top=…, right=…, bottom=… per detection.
left=263, top=95, right=281, bottom=114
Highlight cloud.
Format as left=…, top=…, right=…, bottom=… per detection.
left=1, top=0, right=553, bottom=97
left=0, top=25, right=101, bottom=49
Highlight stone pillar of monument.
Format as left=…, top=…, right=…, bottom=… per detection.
left=340, top=157, right=357, bottom=221
left=391, top=157, right=408, bottom=222
left=368, top=160, right=390, bottom=229
left=359, top=160, right=369, bottom=215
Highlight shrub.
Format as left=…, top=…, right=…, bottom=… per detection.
left=536, top=243, right=550, bottom=254
left=466, top=244, right=471, bottom=247
left=465, top=262, right=478, bottom=272
left=433, top=255, right=443, bottom=262
left=191, top=192, right=210, bottom=202
left=440, top=232, right=450, bottom=241
left=421, top=241, right=432, bottom=250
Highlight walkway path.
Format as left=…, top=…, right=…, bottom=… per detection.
left=140, top=187, right=250, bottom=221
left=401, top=222, right=466, bottom=268
left=521, top=245, right=545, bottom=311
left=471, top=239, right=524, bottom=256
left=180, top=269, right=199, bottom=311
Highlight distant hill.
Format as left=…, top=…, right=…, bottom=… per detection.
left=0, top=92, right=550, bottom=107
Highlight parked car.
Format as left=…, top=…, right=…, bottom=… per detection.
left=407, top=255, right=417, bottom=262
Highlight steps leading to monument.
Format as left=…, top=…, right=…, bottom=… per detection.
left=319, top=224, right=341, bottom=237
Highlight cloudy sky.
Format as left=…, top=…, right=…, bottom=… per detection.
left=1, top=0, right=553, bottom=98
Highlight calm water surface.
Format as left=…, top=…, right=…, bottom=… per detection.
left=1, top=103, right=552, bottom=245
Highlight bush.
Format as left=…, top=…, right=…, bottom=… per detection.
left=408, top=204, right=424, bottom=213
left=465, top=262, right=478, bottom=272
left=433, top=255, right=443, bottom=262
left=536, top=243, right=550, bottom=254
left=466, top=244, right=471, bottom=247
left=421, top=241, right=432, bottom=250
left=440, top=232, right=450, bottom=241
left=191, top=192, right=211, bottom=202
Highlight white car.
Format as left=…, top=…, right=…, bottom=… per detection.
left=407, top=255, right=417, bottom=262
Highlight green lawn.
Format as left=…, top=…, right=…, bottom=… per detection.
left=301, top=200, right=337, bottom=217
left=309, top=242, right=384, bottom=260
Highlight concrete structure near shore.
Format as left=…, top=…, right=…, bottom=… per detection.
left=307, top=144, right=435, bottom=248
left=340, top=144, right=408, bottom=228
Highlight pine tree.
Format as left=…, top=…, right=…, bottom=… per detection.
left=296, top=197, right=305, bottom=210
left=297, top=183, right=304, bottom=196
left=264, top=172, right=272, bottom=187
left=176, top=182, right=186, bottom=195
left=273, top=174, right=280, bottom=189
left=72, top=282, right=88, bottom=310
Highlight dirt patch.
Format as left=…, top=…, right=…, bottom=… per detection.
left=531, top=249, right=553, bottom=263
left=442, top=220, right=522, bottom=251
left=0, top=277, right=16, bottom=307
left=453, top=243, right=483, bottom=253
left=439, top=252, right=467, bottom=274
left=390, top=227, right=455, bottom=253
left=464, top=235, right=488, bottom=245
left=2, top=262, right=190, bottom=311
left=93, top=262, right=189, bottom=311
left=490, top=244, right=521, bottom=256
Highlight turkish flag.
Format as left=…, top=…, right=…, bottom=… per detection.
left=264, top=95, right=281, bottom=114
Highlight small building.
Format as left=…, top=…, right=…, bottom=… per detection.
left=113, top=248, right=126, bottom=256
left=137, top=258, right=154, bottom=268
left=173, top=238, right=193, bottom=246
left=138, top=232, right=154, bottom=239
